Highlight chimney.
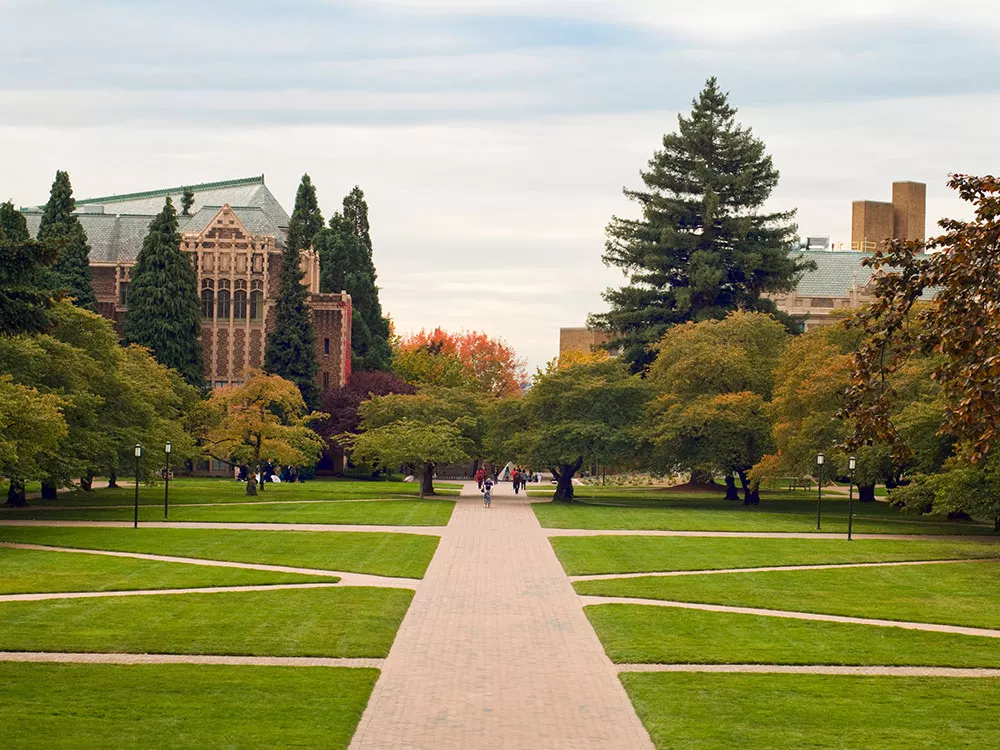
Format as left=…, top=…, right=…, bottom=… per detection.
left=891, top=181, right=926, bottom=243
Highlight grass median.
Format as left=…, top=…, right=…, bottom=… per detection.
left=621, top=672, right=1000, bottom=749
left=0, top=586, right=412, bottom=657
left=552, top=536, right=1000, bottom=575
left=575, top=560, right=1000, bottom=630
left=0, top=662, right=377, bottom=749
left=0, top=527, right=439, bottom=578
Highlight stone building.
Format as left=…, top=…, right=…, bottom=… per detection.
left=558, top=326, right=610, bottom=356
left=23, top=175, right=352, bottom=392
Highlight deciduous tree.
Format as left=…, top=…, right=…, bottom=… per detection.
left=590, top=78, right=806, bottom=372
left=396, top=328, right=527, bottom=397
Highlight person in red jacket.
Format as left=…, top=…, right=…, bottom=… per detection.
left=475, top=467, right=486, bottom=491
left=512, top=469, right=522, bottom=494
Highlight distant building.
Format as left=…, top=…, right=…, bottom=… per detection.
left=23, top=176, right=351, bottom=392
left=558, top=327, right=609, bottom=356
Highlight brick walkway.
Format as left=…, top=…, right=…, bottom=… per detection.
left=350, top=482, right=653, bottom=749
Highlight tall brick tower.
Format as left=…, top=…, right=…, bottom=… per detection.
left=851, top=181, right=926, bottom=250
left=891, top=181, right=926, bottom=243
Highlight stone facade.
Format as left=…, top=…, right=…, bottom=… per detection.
left=558, top=327, right=609, bottom=356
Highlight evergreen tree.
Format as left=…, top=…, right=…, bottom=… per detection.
left=315, top=210, right=392, bottom=371
left=37, top=171, right=97, bottom=311
left=123, top=198, right=204, bottom=388
left=263, top=174, right=322, bottom=407
left=181, top=188, right=195, bottom=216
left=343, top=185, right=373, bottom=254
left=590, top=78, right=807, bottom=373
left=0, top=201, right=57, bottom=336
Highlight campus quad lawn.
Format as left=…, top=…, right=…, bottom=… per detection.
left=575, top=560, right=1000, bottom=630
left=0, top=547, right=334, bottom=595
left=0, top=527, right=439, bottom=578
left=0, top=662, right=377, bottom=750
left=533, top=491, right=994, bottom=534
left=0, top=587, right=411, bottom=657
left=622, top=673, right=1000, bottom=749
left=2, top=499, right=455, bottom=526
left=586, top=604, right=1000, bottom=668
left=551, top=536, right=1000, bottom=575
left=10, top=477, right=461, bottom=507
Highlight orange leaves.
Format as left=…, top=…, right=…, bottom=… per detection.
left=396, top=328, right=527, bottom=398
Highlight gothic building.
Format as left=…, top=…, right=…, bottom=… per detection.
left=23, top=176, right=351, bottom=393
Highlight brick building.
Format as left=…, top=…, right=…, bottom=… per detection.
left=23, top=176, right=352, bottom=392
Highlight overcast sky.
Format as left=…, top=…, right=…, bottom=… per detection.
left=2, top=0, right=997, bottom=370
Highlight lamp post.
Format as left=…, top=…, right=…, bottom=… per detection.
left=133, top=444, right=142, bottom=529
left=164, top=441, right=172, bottom=519
left=847, top=455, right=857, bottom=541
left=816, top=453, right=825, bottom=530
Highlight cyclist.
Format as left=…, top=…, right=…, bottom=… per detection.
left=483, top=476, right=494, bottom=508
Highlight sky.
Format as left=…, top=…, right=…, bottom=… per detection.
left=2, top=0, right=998, bottom=371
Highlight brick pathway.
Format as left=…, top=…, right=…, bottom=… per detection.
left=350, top=482, right=653, bottom=749
left=617, top=664, right=1000, bottom=677
left=0, top=651, right=383, bottom=668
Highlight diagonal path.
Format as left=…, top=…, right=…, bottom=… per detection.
left=0, top=520, right=445, bottom=535
left=350, top=482, right=653, bottom=749
left=616, top=664, right=1000, bottom=677
left=0, top=582, right=343, bottom=602
left=0, top=651, right=383, bottom=668
left=578, top=596, right=1000, bottom=638
left=545, top=527, right=1000, bottom=541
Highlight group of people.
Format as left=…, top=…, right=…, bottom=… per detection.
left=511, top=468, right=531, bottom=494
left=233, top=463, right=301, bottom=485
left=473, top=466, right=540, bottom=499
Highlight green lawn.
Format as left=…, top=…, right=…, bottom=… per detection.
left=575, top=560, right=1000, bottom=630
left=0, top=547, right=334, bottom=594
left=0, top=662, right=377, bottom=749
left=621, top=673, right=1000, bottom=749
left=586, top=604, right=1000, bottom=667
left=534, top=495, right=994, bottom=535
left=2, top=499, right=455, bottom=526
left=0, top=527, right=439, bottom=578
left=552, top=536, right=1000, bottom=575
left=4, top=477, right=460, bottom=507
left=0, top=587, right=412, bottom=657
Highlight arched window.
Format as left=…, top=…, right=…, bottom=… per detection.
left=249, top=290, right=263, bottom=321
left=201, top=289, right=214, bottom=319
left=233, top=290, right=247, bottom=320
left=216, top=279, right=231, bottom=320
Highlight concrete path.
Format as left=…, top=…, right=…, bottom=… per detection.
left=350, top=482, right=653, bottom=750
left=0, top=582, right=343, bottom=603
left=0, top=651, right=383, bottom=668
left=616, top=664, right=1000, bottom=677
left=547, top=528, right=1000, bottom=542
left=0, top=542, right=421, bottom=588
left=569, top=557, right=1000, bottom=581
left=0, top=519, right=445, bottom=535
left=579, top=596, right=1000, bottom=638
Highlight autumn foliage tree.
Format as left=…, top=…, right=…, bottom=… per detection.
left=200, top=372, right=327, bottom=496
left=395, top=328, right=527, bottom=397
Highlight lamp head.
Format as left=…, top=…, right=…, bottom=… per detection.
left=134, top=444, right=142, bottom=458
left=816, top=453, right=824, bottom=466
left=849, top=456, right=856, bottom=471
left=165, top=441, right=172, bottom=454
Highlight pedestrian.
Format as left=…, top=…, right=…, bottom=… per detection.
left=512, top=468, right=522, bottom=494
left=483, top=476, right=494, bottom=508
left=233, top=464, right=240, bottom=482
left=475, top=466, right=486, bottom=491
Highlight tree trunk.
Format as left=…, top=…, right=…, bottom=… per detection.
left=420, top=464, right=435, bottom=499
left=858, top=483, right=876, bottom=502
left=552, top=458, right=583, bottom=502
left=725, top=473, right=740, bottom=501
left=107, top=471, right=118, bottom=489
left=40, top=481, right=58, bottom=501
left=689, top=468, right=716, bottom=486
left=736, top=469, right=760, bottom=506
left=246, top=473, right=258, bottom=496
left=6, top=479, right=27, bottom=507
left=80, top=475, right=93, bottom=492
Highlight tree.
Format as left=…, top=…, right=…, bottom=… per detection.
left=264, top=174, right=322, bottom=407
left=339, top=387, right=483, bottom=496
left=845, top=174, right=1000, bottom=466
left=314, top=210, right=392, bottom=371
left=396, top=328, right=527, bottom=397
left=590, top=78, right=806, bottom=373
left=181, top=188, right=195, bottom=216
left=37, top=171, right=97, bottom=311
left=890, top=455, right=1000, bottom=531
left=0, top=201, right=57, bottom=336
left=342, top=185, right=373, bottom=254
left=0, top=376, right=67, bottom=506
left=200, top=372, right=327, bottom=496
left=123, top=198, right=204, bottom=388
left=644, top=311, right=787, bottom=499
left=316, top=370, right=415, bottom=458
left=490, top=359, right=650, bottom=501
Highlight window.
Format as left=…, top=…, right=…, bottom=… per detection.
left=251, top=254, right=264, bottom=273
left=216, top=279, right=231, bottom=320
left=323, top=372, right=329, bottom=389
left=324, top=337, right=330, bottom=355
left=118, top=282, right=129, bottom=306
left=233, top=290, right=247, bottom=320
left=214, top=381, right=227, bottom=389
left=201, top=289, right=214, bottom=319
left=250, top=290, right=263, bottom=321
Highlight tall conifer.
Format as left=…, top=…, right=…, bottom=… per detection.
left=123, top=198, right=204, bottom=388
left=0, top=201, right=57, bottom=336
left=37, top=171, right=97, bottom=311
left=591, top=78, right=807, bottom=373
left=315, top=185, right=392, bottom=371
left=264, top=174, right=322, bottom=407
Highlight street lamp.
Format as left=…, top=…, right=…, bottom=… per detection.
left=133, top=444, right=142, bottom=529
left=164, top=441, right=172, bottom=519
left=816, top=453, right=825, bottom=530
left=847, top=455, right=857, bottom=541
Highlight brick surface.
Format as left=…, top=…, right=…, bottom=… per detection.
left=350, top=482, right=653, bottom=749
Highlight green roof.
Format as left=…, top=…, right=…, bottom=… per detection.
left=76, top=175, right=265, bottom=206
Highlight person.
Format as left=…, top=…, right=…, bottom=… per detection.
left=233, top=465, right=240, bottom=482
left=512, top=468, right=521, bottom=494
left=475, top=466, right=486, bottom=491
left=483, top=476, right=493, bottom=508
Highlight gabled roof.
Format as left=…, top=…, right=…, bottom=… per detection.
left=179, top=205, right=284, bottom=242
left=791, top=250, right=935, bottom=299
